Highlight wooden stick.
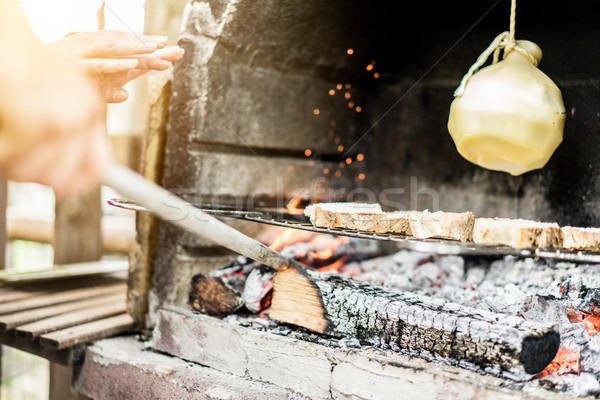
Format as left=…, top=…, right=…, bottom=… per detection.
left=270, top=266, right=560, bottom=375
left=103, top=163, right=301, bottom=271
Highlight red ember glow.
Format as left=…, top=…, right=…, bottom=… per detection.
left=538, top=344, right=580, bottom=378
left=268, top=229, right=350, bottom=271
left=567, top=306, right=600, bottom=336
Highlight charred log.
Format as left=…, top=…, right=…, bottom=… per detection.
left=270, top=266, right=560, bottom=375
left=189, top=274, right=243, bottom=316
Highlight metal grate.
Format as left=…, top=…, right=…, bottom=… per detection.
left=108, top=198, right=600, bottom=264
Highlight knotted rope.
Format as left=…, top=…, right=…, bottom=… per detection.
left=454, top=0, right=538, bottom=97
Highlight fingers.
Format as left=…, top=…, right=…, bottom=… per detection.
left=87, top=47, right=183, bottom=101
left=113, top=47, right=184, bottom=71
left=78, top=58, right=138, bottom=75
left=101, top=87, right=129, bottom=103
left=128, top=53, right=171, bottom=71
left=60, top=30, right=168, bottom=59
left=132, top=46, right=185, bottom=69
left=154, top=46, right=185, bottom=62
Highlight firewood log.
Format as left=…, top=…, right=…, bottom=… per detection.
left=189, top=274, right=243, bottom=315
left=270, top=265, right=560, bottom=375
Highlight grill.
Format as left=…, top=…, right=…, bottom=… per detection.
left=110, top=198, right=600, bottom=263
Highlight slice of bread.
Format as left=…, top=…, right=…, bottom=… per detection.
left=381, top=211, right=413, bottom=235
left=407, top=211, right=475, bottom=241
left=473, top=218, right=561, bottom=248
left=561, top=226, right=600, bottom=252
left=304, top=203, right=415, bottom=235
left=304, top=203, right=387, bottom=232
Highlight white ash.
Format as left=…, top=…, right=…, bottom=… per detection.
left=220, top=247, right=600, bottom=395
left=336, top=251, right=600, bottom=394
left=242, top=266, right=274, bottom=313
left=540, top=372, right=600, bottom=397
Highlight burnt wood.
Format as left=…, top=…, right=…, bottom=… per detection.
left=189, top=274, right=244, bottom=315
left=270, top=266, right=560, bottom=375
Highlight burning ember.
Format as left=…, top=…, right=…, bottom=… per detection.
left=269, top=229, right=358, bottom=271
left=191, top=230, right=600, bottom=395
left=190, top=230, right=377, bottom=316
left=568, top=306, right=600, bottom=336
left=538, top=344, right=581, bottom=378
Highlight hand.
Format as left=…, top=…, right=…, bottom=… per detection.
left=0, top=46, right=109, bottom=197
left=48, top=30, right=184, bottom=103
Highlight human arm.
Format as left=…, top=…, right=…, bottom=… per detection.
left=0, top=1, right=109, bottom=196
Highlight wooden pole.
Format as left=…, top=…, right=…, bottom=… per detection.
left=50, top=169, right=102, bottom=400
left=127, top=75, right=170, bottom=327
left=53, top=187, right=103, bottom=265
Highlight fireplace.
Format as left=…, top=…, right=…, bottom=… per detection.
left=108, top=0, right=600, bottom=398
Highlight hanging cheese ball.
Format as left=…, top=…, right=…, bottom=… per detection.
left=448, top=41, right=566, bottom=176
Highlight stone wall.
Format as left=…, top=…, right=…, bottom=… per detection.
left=147, top=0, right=600, bottom=324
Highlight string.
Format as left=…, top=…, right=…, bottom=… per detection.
left=454, top=0, right=538, bottom=97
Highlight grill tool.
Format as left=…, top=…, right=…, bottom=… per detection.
left=103, top=163, right=302, bottom=270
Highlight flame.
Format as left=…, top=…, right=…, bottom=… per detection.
left=285, top=196, right=304, bottom=215
left=567, top=305, right=600, bottom=336
left=538, top=344, right=580, bottom=378
left=268, top=229, right=350, bottom=271
left=269, top=229, right=313, bottom=250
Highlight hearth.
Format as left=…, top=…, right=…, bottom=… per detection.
left=122, top=0, right=600, bottom=398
